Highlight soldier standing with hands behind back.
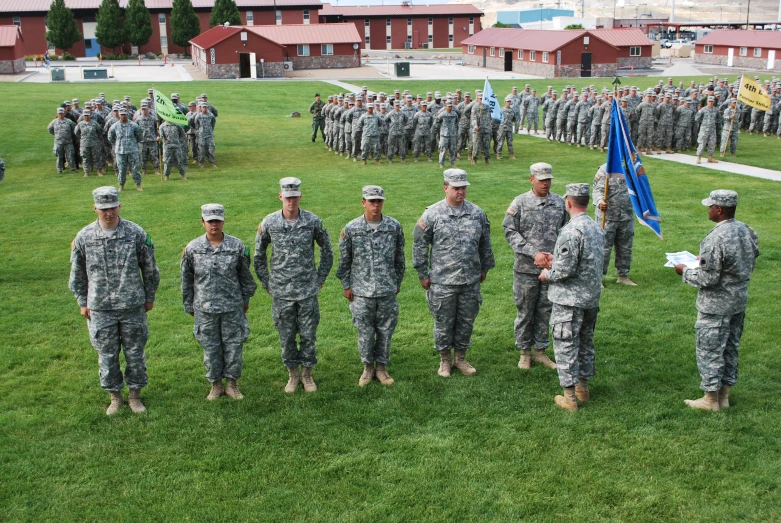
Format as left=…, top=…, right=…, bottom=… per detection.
left=593, top=163, right=637, bottom=287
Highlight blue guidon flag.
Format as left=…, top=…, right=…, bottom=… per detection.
left=482, top=79, right=504, bottom=122
left=606, top=97, right=662, bottom=239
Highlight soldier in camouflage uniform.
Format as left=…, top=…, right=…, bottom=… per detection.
left=320, top=96, right=333, bottom=149
left=574, top=93, right=590, bottom=147
left=136, top=105, right=159, bottom=173
left=195, top=102, right=217, bottom=168
left=555, top=92, right=570, bottom=142
left=508, top=87, right=521, bottom=133
left=158, top=119, right=187, bottom=180
left=635, top=91, right=656, bottom=154
left=341, top=99, right=355, bottom=157
left=411, top=102, right=434, bottom=162
left=674, top=190, right=758, bottom=412
left=588, top=97, right=603, bottom=150
left=357, top=104, right=381, bottom=164
left=655, top=93, right=675, bottom=153
left=378, top=103, right=389, bottom=156
left=385, top=100, right=408, bottom=163
left=413, top=169, right=495, bottom=378
left=0, top=157, right=4, bottom=182
left=351, top=98, right=367, bottom=161
left=543, top=91, right=558, bottom=141
left=593, top=164, right=636, bottom=286
left=186, top=101, right=199, bottom=163
left=69, top=187, right=160, bottom=415
left=675, top=98, right=693, bottom=151
left=107, top=109, right=143, bottom=191
left=336, top=186, right=405, bottom=387
left=564, top=93, right=579, bottom=145
left=48, top=108, right=77, bottom=173
left=182, top=204, right=257, bottom=401
left=332, top=96, right=345, bottom=156
left=254, top=178, right=333, bottom=393
left=470, top=94, right=493, bottom=164
left=539, top=184, right=604, bottom=412
left=74, top=109, right=103, bottom=177
left=503, top=163, right=568, bottom=371
left=695, top=96, right=722, bottom=164
left=523, top=88, right=541, bottom=134
left=495, top=96, right=517, bottom=160
left=720, top=99, right=740, bottom=156
left=437, top=101, right=459, bottom=167
left=456, top=92, right=473, bottom=159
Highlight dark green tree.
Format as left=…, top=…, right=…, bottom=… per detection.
left=171, top=0, right=201, bottom=53
left=126, top=0, right=153, bottom=49
left=209, top=0, right=241, bottom=28
left=564, top=24, right=585, bottom=29
left=95, top=0, right=127, bottom=52
left=492, top=22, right=512, bottom=28
left=46, top=0, right=82, bottom=52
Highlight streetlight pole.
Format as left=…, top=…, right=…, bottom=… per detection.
left=746, top=0, right=751, bottom=29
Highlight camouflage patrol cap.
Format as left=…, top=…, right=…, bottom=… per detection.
left=446, top=101, right=453, bottom=107
left=171, top=93, right=180, bottom=99
left=124, top=95, right=131, bottom=100
left=72, top=98, right=79, bottom=103
left=362, top=86, right=368, bottom=90
left=565, top=183, right=590, bottom=198
left=426, top=92, right=433, bottom=97
left=141, top=103, right=149, bottom=108
left=113, top=99, right=120, bottom=105
left=464, top=92, right=471, bottom=97
left=621, top=96, right=629, bottom=102
left=148, top=88, right=154, bottom=93
left=57, top=107, right=65, bottom=114
left=394, top=89, right=400, bottom=94
left=512, top=86, right=518, bottom=90
left=93, top=186, right=120, bottom=209
left=99, top=92, right=106, bottom=97
left=702, top=189, right=738, bottom=208
left=547, top=85, right=553, bottom=90
left=201, top=203, right=225, bottom=221
left=393, top=100, right=400, bottom=106
left=552, top=90, right=558, bottom=94
left=421, top=101, right=428, bottom=106
left=434, top=91, right=442, bottom=98
left=525, top=84, right=530, bottom=88
left=119, top=109, right=128, bottom=115
left=280, top=177, right=302, bottom=197
left=83, top=109, right=91, bottom=116
left=443, top=168, right=470, bottom=187
left=188, top=101, right=196, bottom=107
left=362, top=185, right=385, bottom=200
left=456, top=88, right=462, bottom=93
left=530, top=162, right=553, bottom=180
left=328, top=95, right=334, bottom=100
left=707, top=96, right=715, bottom=102
left=505, top=95, right=513, bottom=102
left=200, top=93, right=208, bottom=98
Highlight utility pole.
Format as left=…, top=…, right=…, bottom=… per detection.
left=746, top=0, right=750, bottom=29
left=670, top=0, right=675, bottom=22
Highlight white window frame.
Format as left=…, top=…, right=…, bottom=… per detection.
left=542, top=51, right=548, bottom=63
left=449, top=34, right=454, bottom=43
left=246, top=11, right=254, bottom=24
left=407, top=18, right=412, bottom=26
left=365, top=18, right=370, bottom=27
left=490, top=47, right=495, bottom=56
left=407, top=35, right=412, bottom=43
left=303, top=9, right=310, bottom=23
left=530, top=50, right=536, bottom=61
left=365, top=36, right=370, bottom=45
left=13, top=16, right=21, bottom=27
left=469, top=17, right=474, bottom=24
left=297, top=44, right=310, bottom=56
left=704, top=45, right=713, bottom=54
left=275, top=10, right=282, bottom=25
left=467, top=45, right=475, bottom=54
left=321, top=44, right=333, bottom=55
left=158, top=13, right=165, bottom=23
left=160, top=35, right=168, bottom=47
left=739, top=47, right=747, bottom=56
left=386, top=18, right=391, bottom=26
left=428, top=17, right=433, bottom=26
left=499, top=47, right=504, bottom=57
left=629, top=46, right=640, bottom=56
left=754, top=47, right=762, bottom=57
left=518, top=49, right=524, bottom=60
left=428, top=35, right=433, bottom=43
left=448, top=17, right=454, bottom=24
left=386, top=35, right=392, bottom=43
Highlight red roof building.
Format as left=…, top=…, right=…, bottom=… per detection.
left=461, top=27, right=653, bottom=77
left=0, top=25, right=25, bottom=73
left=319, top=3, right=483, bottom=50
left=693, top=30, right=781, bottom=72
left=189, top=23, right=361, bottom=78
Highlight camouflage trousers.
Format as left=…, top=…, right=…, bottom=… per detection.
left=526, top=113, right=539, bottom=132
left=656, top=122, right=674, bottom=149
left=349, top=294, right=399, bottom=364
left=438, top=135, right=457, bottom=164
left=675, top=125, right=691, bottom=150
left=180, top=141, right=188, bottom=167
left=515, top=108, right=523, bottom=132
left=54, top=143, right=76, bottom=172
left=336, top=126, right=345, bottom=153
left=720, top=126, right=739, bottom=154
left=551, top=304, right=598, bottom=388
left=272, top=296, right=319, bottom=368
left=387, top=134, right=406, bottom=160
left=116, top=152, right=143, bottom=186
left=380, top=133, right=388, bottom=155
left=426, top=282, right=482, bottom=353
left=600, top=122, right=611, bottom=149
left=601, top=219, right=634, bottom=276
left=81, top=145, right=101, bottom=173
left=163, top=145, right=186, bottom=177
left=576, top=121, right=589, bottom=146
left=545, top=117, right=556, bottom=140
left=589, top=123, right=601, bottom=146
left=492, top=125, right=501, bottom=153
left=413, top=133, right=432, bottom=159
left=361, top=134, right=381, bottom=161
left=495, top=127, right=514, bottom=155
left=630, top=120, right=639, bottom=144
left=87, top=306, right=149, bottom=391
left=197, top=137, right=216, bottom=164
left=513, top=272, right=552, bottom=350
left=188, top=134, right=198, bottom=160
left=637, top=122, right=654, bottom=150
left=557, top=116, right=567, bottom=140
left=749, top=110, right=764, bottom=132
left=696, top=127, right=717, bottom=157
left=139, top=142, right=159, bottom=170
left=352, top=130, right=363, bottom=159
left=762, top=111, right=776, bottom=133
left=695, top=311, right=744, bottom=391
left=566, top=119, right=577, bottom=144
left=344, top=130, right=353, bottom=156
left=312, top=118, right=325, bottom=141
left=470, top=130, right=492, bottom=160
left=193, top=309, right=250, bottom=382
left=456, top=126, right=470, bottom=152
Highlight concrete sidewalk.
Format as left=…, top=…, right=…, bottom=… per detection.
left=20, top=62, right=193, bottom=82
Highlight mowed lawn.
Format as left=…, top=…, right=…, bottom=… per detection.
left=1, top=79, right=780, bottom=521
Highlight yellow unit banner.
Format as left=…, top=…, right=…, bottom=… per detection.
left=153, top=89, right=189, bottom=126
left=737, top=76, right=771, bottom=111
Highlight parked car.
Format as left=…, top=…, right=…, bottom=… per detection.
left=660, top=39, right=673, bottom=48
left=672, top=39, right=690, bottom=45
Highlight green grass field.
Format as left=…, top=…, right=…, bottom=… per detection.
left=1, top=79, right=780, bottom=521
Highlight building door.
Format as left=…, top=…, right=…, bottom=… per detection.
left=768, top=50, right=776, bottom=70
left=727, top=47, right=734, bottom=67
left=239, top=53, right=251, bottom=78
left=84, top=38, right=100, bottom=57
left=483, top=47, right=487, bottom=67
left=504, top=49, right=513, bottom=71
left=580, top=52, right=592, bottom=77
left=249, top=52, right=257, bottom=78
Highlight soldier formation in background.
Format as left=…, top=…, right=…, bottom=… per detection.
left=47, top=90, right=219, bottom=189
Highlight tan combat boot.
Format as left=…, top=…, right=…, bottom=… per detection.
left=666, top=149, right=673, bottom=154
left=453, top=349, right=477, bottom=376
left=284, top=366, right=300, bottom=393
left=128, top=388, right=146, bottom=414
left=439, top=163, right=445, bottom=168
left=437, top=350, right=452, bottom=377
left=375, top=363, right=395, bottom=386
left=575, top=379, right=590, bottom=402
left=358, top=363, right=375, bottom=387
left=695, top=156, right=702, bottom=164
left=518, top=349, right=532, bottom=370
left=509, top=154, right=516, bottom=159
left=301, top=366, right=317, bottom=392
left=533, top=349, right=557, bottom=370
left=616, top=275, right=638, bottom=286
left=484, top=158, right=490, bottom=165
left=496, top=153, right=502, bottom=160
left=106, top=390, right=123, bottom=416
left=707, top=155, right=718, bottom=163
left=224, top=378, right=244, bottom=400
left=136, top=185, right=143, bottom=191
left=361, top=159, right=367, bottom=165
left=118, top=184, right=125, bottom=191
left=207, top=380, right=224, bottom=401
left=554, top=387, right=578, bottom=411
left=718, top=384, right=731, bottom=409
left=684, top=391, right=720, bottom=412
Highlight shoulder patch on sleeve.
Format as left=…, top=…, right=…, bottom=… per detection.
left=257, top=223, right=263, bottom=234
left=506, top=205, right=517, bottom=216
left=145, top=234, right=152, bottom=246
left=417, top=219, right=428, bottom=231
left=244, top=246, right=250, bottom=257
left=71, top=239, right=76, bottom=251
left=181, top=248, right=186, bottom=259
left=340, top=228, right=346, bottom=240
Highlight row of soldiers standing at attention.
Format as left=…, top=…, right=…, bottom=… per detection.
left=69, top=167, right=758, bottom=416
left=47, top=90, right=219, bottom=191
